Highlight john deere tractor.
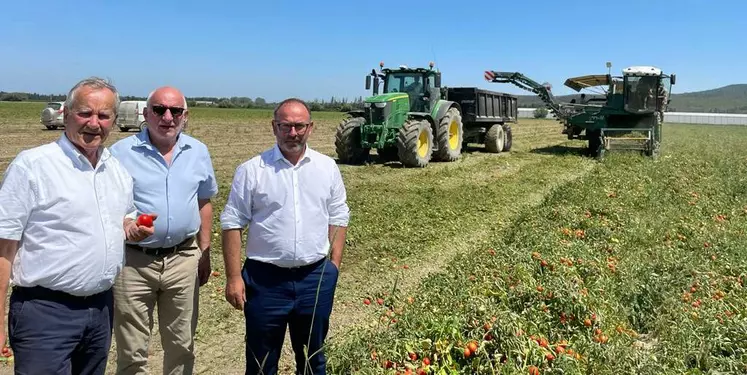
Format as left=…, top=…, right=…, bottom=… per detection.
left=485, top=63, right=675, bottom=158
left=335, top=62, right=517, bottom=167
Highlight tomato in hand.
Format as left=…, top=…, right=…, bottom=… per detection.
left=137, top=214, right=154, bottom=228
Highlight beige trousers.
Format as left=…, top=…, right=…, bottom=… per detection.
left=113, top=240, right=201, bottom=375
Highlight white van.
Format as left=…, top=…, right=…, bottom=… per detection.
left=117, top=100, right=148, bottom=132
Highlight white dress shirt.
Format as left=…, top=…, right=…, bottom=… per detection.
left=220, top=144, right=350, bottom=268
left=0, top=134, right=134, bottom=296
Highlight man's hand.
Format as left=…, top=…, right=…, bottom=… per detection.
left=124, top=214, right=157, bottom=242
left=198, top=247, right=211, bottom=287
left=225, top=275, right=245, bottom=310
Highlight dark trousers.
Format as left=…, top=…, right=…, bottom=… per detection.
left=242, top=257, right=339, bottom=375
left=8, top=286, right=114, bottom=375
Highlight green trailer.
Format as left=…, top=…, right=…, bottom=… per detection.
left=335, top=62, right=518, bottom=168
left=484, top=64, right=676, bottom=158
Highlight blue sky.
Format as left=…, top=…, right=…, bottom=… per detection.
left=0, top=0, right=743, bottom=102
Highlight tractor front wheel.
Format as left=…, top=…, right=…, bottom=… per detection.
left=397, top=118, right=433, bottom=168
left=484, top=124, right=505, bottom=153
left=434, top=107, right=463, bottom=162
left=335, top=117, right=369, bottom=164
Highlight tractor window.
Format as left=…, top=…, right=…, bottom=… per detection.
left=384, top=73, right=423, bottom=94
left=624, top=76, right=657, bottom=113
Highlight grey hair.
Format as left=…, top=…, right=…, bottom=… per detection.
left=64, top=77, right=120, bottom=114
left=273, top=97, right=312, bottom=120
left=146, top=89, right=188, bottom=109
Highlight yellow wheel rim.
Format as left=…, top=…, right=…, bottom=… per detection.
left=417, top=130, right=429, bottom=158
left=448, top=119, right=459, bottom=149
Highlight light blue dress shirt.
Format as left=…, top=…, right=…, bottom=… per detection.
left=110, top=130, right=218, bottom=249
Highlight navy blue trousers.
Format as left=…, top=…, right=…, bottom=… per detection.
left=242, top=257, right=339, bottom=375
left=8, top=286, right=114, bottom=375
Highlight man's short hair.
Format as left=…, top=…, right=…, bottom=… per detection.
left=274, top=98, right=312, bottom=121
left=64, top=77, right=120, bottom=114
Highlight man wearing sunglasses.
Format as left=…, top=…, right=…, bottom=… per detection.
left=109, top=86, right=218, bottom=375
left=220, top=98, right=350, bottom=375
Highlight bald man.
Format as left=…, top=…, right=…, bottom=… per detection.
left=109, top=87, right=218, bottom=375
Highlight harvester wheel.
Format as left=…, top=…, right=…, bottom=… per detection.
left=484, top=124, right=505, bottom=153
left=433, top=107, right=463, bottom=161
left=397, top=118, right=433, bottom=168
left=335, top=116, right=369, bottom=164
left=502, top=124, right=513, bottom=152
left=587, top=129, right=603, bottom=159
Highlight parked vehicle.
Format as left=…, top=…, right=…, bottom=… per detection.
left=116, top=100, right=148, bottom=132
left=40, top=102, right=65, bottom=130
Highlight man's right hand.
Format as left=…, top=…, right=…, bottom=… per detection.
left=225, top=276, right=246, bottom=310
left=124, top=215, right=157, bottom=242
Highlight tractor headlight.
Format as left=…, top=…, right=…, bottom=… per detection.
left=364, top=102, right=371, bottom=108
left=374, top=102, right=387, bottom=108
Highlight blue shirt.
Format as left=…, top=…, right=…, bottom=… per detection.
left=110, top=130, right=218, bottom=249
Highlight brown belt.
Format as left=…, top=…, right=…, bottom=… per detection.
left=128, top=236, right=194, bottom=257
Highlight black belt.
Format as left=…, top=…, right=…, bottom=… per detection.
left=128, top=236, right=195, bottom=257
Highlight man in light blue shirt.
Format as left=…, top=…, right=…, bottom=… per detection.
left=109, top=86, right=218, bottom=375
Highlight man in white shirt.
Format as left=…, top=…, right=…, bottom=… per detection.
left=0, top=77, right=155, bottom=375
left=220, top=98, right=350, bottom=375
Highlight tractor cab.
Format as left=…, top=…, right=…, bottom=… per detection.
left=621, top=66, right=675, bottom=114
left=366, top=62, right=441, bottom=113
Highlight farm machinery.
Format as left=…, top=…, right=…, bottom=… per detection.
left=335, top=62, right=518, bottom=167
left=484, top=64, right=676, bottom=158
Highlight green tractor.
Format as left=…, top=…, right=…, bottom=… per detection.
left=484, top=63, right=675, bottom=158
left=336, top=62, right=517, bottom=167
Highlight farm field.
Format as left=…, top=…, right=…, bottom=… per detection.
left=1, top=101, right=746, bottom=374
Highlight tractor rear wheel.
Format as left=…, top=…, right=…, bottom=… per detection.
left=502, top=124, right=513, bottom=152
left=484, top=124, right=505, bottom=153
left=433, top=107, right=463, bottom=161
left=335, top=116, right=369, bottom=164
left=397, top=118, right=433, bottom=168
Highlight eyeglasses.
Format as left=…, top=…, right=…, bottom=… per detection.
left=277, top=122, right=311, bottom=134
left=151, top=105, right=185, bottom=117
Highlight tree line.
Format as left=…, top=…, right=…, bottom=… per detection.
left=0, top=91, right=366, bottom=112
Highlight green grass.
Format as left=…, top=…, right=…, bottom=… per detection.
left=2, top=100, right=744, bottom=374
left=324, top=124, right=747, bottom=374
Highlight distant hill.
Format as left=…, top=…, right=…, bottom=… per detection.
left=514, top=84, right=747, bottom=114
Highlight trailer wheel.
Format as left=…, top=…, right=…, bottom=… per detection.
left=433, top=107, right=463, bottom=162
left=502, top=124, right=513, bottom=152
left=484, top=124, right=505, bottom=153
left=335, top=116, right=369, bottom=164
left=119, top=127, right=128, bottom=132
left=397, top=118, right=433, bottom=168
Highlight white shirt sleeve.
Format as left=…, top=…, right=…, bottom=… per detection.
left=220, top=163, right=254, bottom=230
left=0, top=162, right=38, bottom=241
left=327, top=164, right=350, bottom=227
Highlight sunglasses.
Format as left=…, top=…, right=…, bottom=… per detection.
left=151, top=105, right=185, bottom=117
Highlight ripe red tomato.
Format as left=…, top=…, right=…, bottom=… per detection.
left=137, top=214, right=154, bottom=228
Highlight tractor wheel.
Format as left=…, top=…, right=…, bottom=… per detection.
left=647, top=112, right=662, bottom=157
left=335, top=117, right=369, bottom=164
left=502, top=124, right=513, bottom=152
left=484, top=124, right=505, bottom=153
left=397, top=118, right=433, bottom=168
left=433, top=107, right=463, bottom=161
left=587, top=129, right=603, bottom=159
left=139, top=121, right=148, bottom=131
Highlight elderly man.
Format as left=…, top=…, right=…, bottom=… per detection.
left=220, top=98, right=350, bottom=375
left=0, top=77, right=154, bottom=374
left=109, top=86, right=218, bottom=375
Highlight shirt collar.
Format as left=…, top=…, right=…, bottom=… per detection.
left=271, top=143, right=312, bottom=167
left=133, top=128, right=190, bottom=152
left=57, top=133, right=111, bottom=170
